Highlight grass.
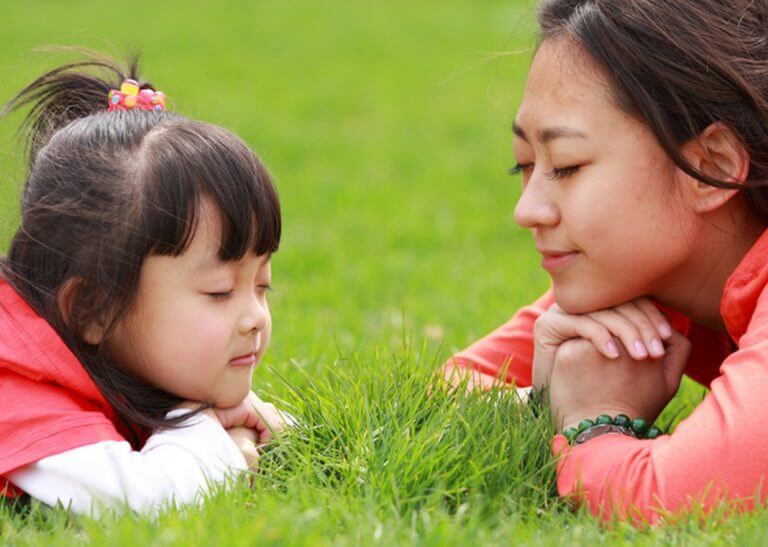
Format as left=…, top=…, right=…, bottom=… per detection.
left=0, top=349, right=754, bottom=546
left=0, top=0, right=752, bottom=544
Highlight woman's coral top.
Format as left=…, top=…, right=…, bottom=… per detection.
left=447, top=228, right=768, bottom=523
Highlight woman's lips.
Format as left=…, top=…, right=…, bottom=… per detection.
left=540, top=251, right=579, bottom=272
left=229, top=353, right=256, bottom=367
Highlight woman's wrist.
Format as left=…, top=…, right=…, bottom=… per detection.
left=559, top=406, right=643, bottom=433
left=561, top=412, right=664, bottom=445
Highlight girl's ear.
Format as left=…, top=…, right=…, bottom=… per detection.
left=58, top=278, right=106, bottom=345
left=680, top=122, right=750, bottom=213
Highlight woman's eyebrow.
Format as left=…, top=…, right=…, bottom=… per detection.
left=512, top=121, right=588, bottom=143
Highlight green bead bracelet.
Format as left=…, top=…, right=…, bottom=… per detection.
left=563, top=414, right=664, bottom=445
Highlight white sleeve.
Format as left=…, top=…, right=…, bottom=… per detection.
left=6, top=409, right=247, bottom=517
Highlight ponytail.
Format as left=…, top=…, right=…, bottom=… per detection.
left=2, top=51, right=153, bottom=166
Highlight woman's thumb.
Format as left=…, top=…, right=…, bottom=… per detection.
left=662, top=330, right=691, bottom=396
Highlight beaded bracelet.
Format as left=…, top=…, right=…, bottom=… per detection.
left=563, top=414, right=663, bottom=446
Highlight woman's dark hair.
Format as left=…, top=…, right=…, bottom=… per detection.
left=537, top=0, right=768, bottom=217
left=0, top=53, right=281, bottom=437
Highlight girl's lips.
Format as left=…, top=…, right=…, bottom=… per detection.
left=541, top=251, right=579, bottom=272
left=228, top=353, right=256, bottom=367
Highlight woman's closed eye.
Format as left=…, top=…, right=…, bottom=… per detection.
left=509, top=162, right=580, bottom=181
left=547, top=165, right=580, bottom=181
left=508, top=162, right=533, bottom=176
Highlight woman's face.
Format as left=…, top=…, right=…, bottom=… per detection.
left=513, top=38, right=701, bottom=314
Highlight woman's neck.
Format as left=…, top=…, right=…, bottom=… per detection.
left=654, top=203, right=766, bottom=332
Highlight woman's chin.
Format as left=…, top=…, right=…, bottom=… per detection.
left=553, top=285, right=624, bottom=315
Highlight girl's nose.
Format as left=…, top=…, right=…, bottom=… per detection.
left=238, top=294, right=268, bottom=334
left=513, top=176, right=559, bottom=229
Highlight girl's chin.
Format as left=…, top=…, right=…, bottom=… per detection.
left=213, top=385, right=252, bottom=408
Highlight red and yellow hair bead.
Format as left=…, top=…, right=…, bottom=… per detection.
left=107, top=79, right=167, bottom=112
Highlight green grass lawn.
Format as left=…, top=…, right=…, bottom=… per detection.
left=0, top=0, right=759, bottom=544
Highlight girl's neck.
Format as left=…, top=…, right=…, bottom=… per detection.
left=654, top=203, right=766, bottom=332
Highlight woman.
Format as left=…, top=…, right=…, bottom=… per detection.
left=445, top=0, right=768, bottom=523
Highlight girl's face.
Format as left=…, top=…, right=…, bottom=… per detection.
left=512, top=38, right=700, bottom=314
left=104, top=198, right=272, bottom=407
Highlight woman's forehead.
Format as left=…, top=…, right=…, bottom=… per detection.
left=516, top=39, right=616, bottom=133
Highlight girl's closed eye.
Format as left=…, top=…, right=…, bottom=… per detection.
left=207, top=290, right=234, bottom=301
left=254, top=284, right=274, bottom=297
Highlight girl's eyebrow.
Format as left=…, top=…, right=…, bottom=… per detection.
left=194, top=254, right=225, bottom=272
left=512, top=121, right=588, bottom=144
left=195, top=252, right=270, bottom=272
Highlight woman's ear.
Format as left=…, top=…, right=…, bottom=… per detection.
left=680, top=122, right=750, bottom=213
left=58, top=278, right=106, bottom=345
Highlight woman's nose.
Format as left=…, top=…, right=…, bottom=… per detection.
left=513, top=176, right=559, bottom=229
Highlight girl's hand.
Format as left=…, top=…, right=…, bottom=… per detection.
left=172, top=401, right=261, bottom=468
left=213, top=391, right=295, bottom=446
left=548, top=330, right=691, bottom=431
left=442, top=363, right=502, bottom=391
left=441, top=364, right=532, bottom=401
left=532, top=297, right=674, bottom=393
left=226, top=426, right=259, bottom=469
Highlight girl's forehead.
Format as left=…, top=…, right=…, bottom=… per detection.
left=180, top=200, right=224, bottom=259
left=183, top=204, right=270, bottom=272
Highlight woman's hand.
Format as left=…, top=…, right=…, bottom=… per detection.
left=532, top=297, right=674, bottom=393
left=548, top=330, right=691, bottom=431
left=213, top=391, right=295, bottom=446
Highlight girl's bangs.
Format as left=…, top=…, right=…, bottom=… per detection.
left=139, top=120, right=281, bottom=260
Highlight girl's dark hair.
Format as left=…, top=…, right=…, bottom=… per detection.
left=1, top=53, right=281, bottom=437
left=537, top=0, right=768, bottom=217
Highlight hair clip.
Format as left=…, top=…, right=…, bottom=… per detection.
left=107, top=79, right=167, bottom=112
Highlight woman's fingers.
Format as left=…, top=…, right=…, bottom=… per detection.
left=533, top=297, right=678, bottom=393
left=586, top=298, right=674, bottom=360
left=616, top=299, right=672, bottom=356
left=660, top=329, right=692, bottom=398
left=589, top=308, right=659, bottom=360
left=631, top=298, right=674, bottom=340
left=535, top=307, right=620, bottom=359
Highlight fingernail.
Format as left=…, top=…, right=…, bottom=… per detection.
left=650, top=338, right=665, bottom=356
left=659, top=323, right=673, bottom=339
left=633, top=340, right=648, bottom=358
left=605, top=340, right=620, bottom=358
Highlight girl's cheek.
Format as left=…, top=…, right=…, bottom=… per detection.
left=196, top=316, right=231, bottom=344
left=263, top=317, right=273, bottom=347
left=171, top=312, right=231, bottom=358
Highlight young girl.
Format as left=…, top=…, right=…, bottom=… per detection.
left=0, top=55, right=291, bottom=516
left=445, top=0, right=768, bottom=524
